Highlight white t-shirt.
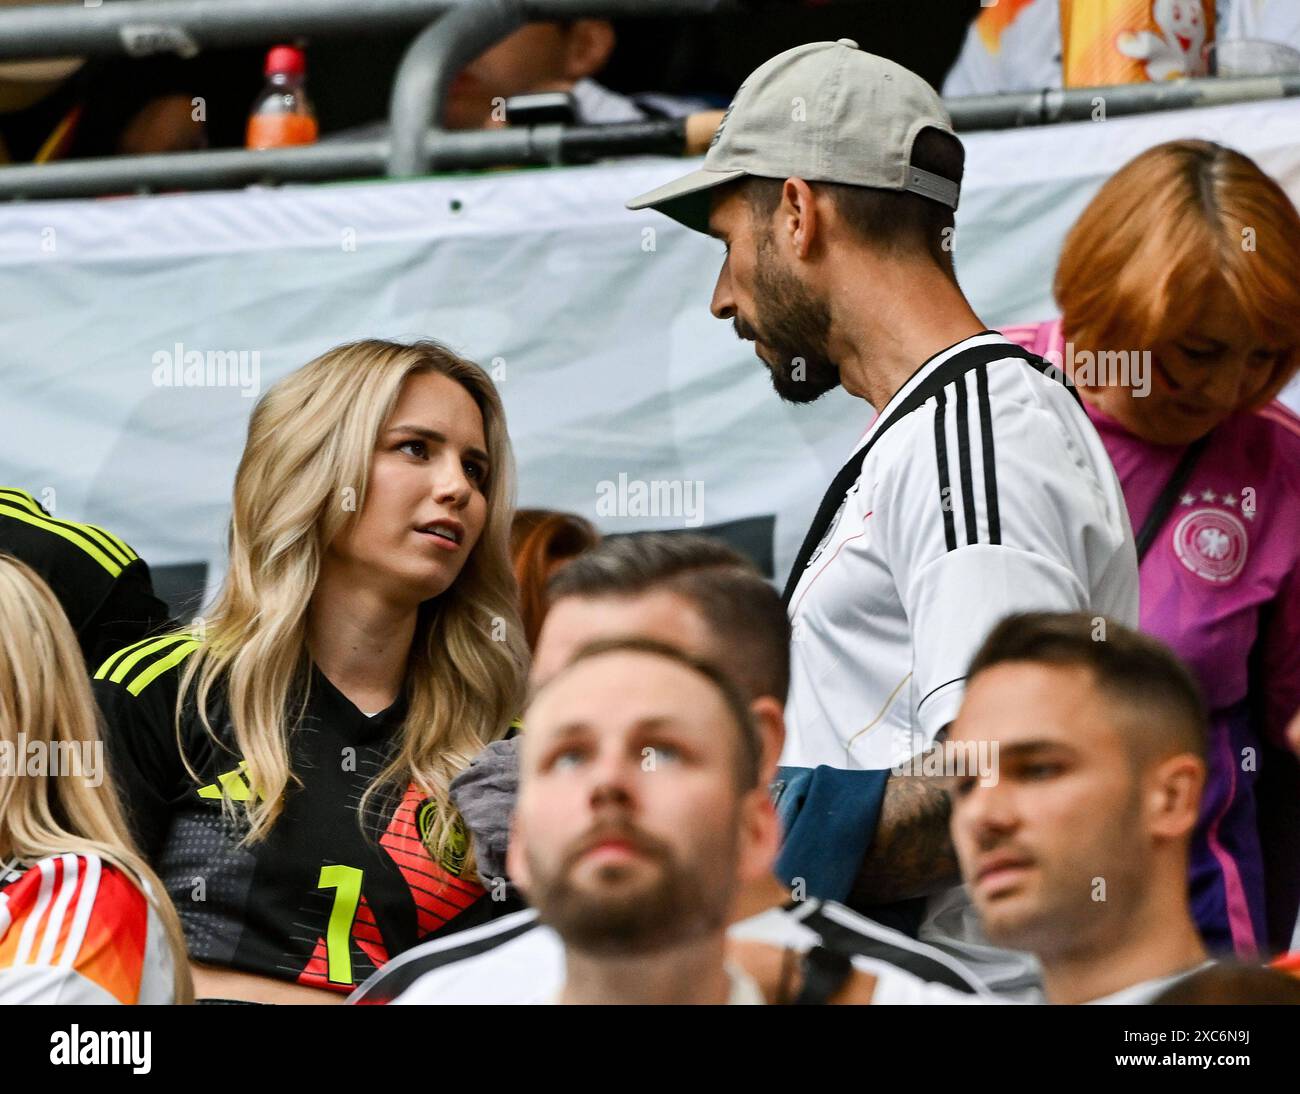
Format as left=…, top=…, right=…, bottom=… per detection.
left=1085, top=961, right=1215, bottom=1004
left=569, top=79, right=707, bottom=124
left=782, top=331, right=1139, bottom=774
left=348, top=898, right=995, bottom=1005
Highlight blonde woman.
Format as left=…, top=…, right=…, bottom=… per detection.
left=0, top=555, right=190, bottom=1004
left=94, top=340, right=528, bottom=1003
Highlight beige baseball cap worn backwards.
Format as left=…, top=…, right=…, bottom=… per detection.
left=627, top=39, right=959, bottom=234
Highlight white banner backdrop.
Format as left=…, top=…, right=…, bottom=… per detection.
left=2, top=97, right=1299, bottom=609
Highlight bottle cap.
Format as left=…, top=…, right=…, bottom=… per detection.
left=265, top=45, right=305, bottom=78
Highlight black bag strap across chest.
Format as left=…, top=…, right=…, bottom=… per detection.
left=782, top=343, right=1077, bottom=606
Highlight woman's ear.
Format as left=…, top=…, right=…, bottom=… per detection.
left=561, top=19, right=617, bottom=83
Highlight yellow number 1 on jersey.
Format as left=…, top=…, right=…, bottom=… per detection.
left=318, top=864, right=364, bottom=985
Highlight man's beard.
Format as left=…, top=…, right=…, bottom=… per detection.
left=526, top=817, right=736, bottom=957
left=736, top=233, right=840, bottom=405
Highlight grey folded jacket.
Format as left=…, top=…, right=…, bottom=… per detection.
left=449, top=736, right=520, bottom=890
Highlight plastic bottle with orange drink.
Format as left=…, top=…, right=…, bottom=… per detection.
left=246, top=45, right=318, bottom=149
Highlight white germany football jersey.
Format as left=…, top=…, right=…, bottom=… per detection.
left=782, top=332, right=1139, bottom=773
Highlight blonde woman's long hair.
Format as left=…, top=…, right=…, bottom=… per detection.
left=0, top=555, right=193, bottom=1004
left=180, top=339, right=528, bottom=865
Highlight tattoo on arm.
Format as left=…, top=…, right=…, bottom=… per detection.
left=850, top=761, right=959, bottom=906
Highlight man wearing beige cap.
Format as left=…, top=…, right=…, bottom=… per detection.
left=627, top=41, right=1139, bottom=997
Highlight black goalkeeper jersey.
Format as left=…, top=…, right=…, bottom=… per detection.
left=93, top=633, right=505, bottom=995
left=0, top=487, right=171, bottom=668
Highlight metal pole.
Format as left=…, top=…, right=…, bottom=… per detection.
left=0, top=118, right=692, bottom=200
left=948, top=72, right=1300, bottom=130
left=388, top=0, right=526, bottom=177
left=0, top=0, right=465, bottom=59
left=2, top=69, right=1298, bottom=200
left=0, top=141, right=387, bottom=200
left=0, top=0, right=737, bottom=60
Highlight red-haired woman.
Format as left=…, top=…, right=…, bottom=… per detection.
left=1004, top=140, right=1300, bottom=958
left=510, top=509, right=600, bottom=652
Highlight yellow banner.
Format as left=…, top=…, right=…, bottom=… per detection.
left=1060, top=0, right=1214, bottom=86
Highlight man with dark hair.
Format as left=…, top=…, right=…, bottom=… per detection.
left=543, top=532, right=791, bottom=718
left=740, top=125, right=965, bottom=287
left=950, top=612, right=1213, bottom=1004
left=626, top=42, right=1138, bottom=995
left=348, top=534, right=990, bottom=1004
left=966, top=611, right=1209, bottom=760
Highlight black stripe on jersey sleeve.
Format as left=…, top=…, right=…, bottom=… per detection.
left=350, top=912, right=541, bottom=1004
left=954, top=374, right=978, bottom=545
left=933, top=388, right=957, bottom=552
left=976, top=367, right=1001, bottom=545
left=797, top=901, right=979, bottom=994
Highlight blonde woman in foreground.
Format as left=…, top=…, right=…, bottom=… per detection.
left=0, top=555, right=191, bottom=1004
left=94, top=340, right=528, bottom=1003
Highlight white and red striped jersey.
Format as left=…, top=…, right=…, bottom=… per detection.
left=0, top=852, right=175, bottom=1004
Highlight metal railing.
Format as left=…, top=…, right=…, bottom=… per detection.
left=946, top=72, right=1300, bottom=129
left=388, top=0, right=525, bottom=176
left=0, top=0, right=733, bottom=59
left=0, top=0, right=741, bottom=199
left=0, top=0, right=1296, bottom=201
